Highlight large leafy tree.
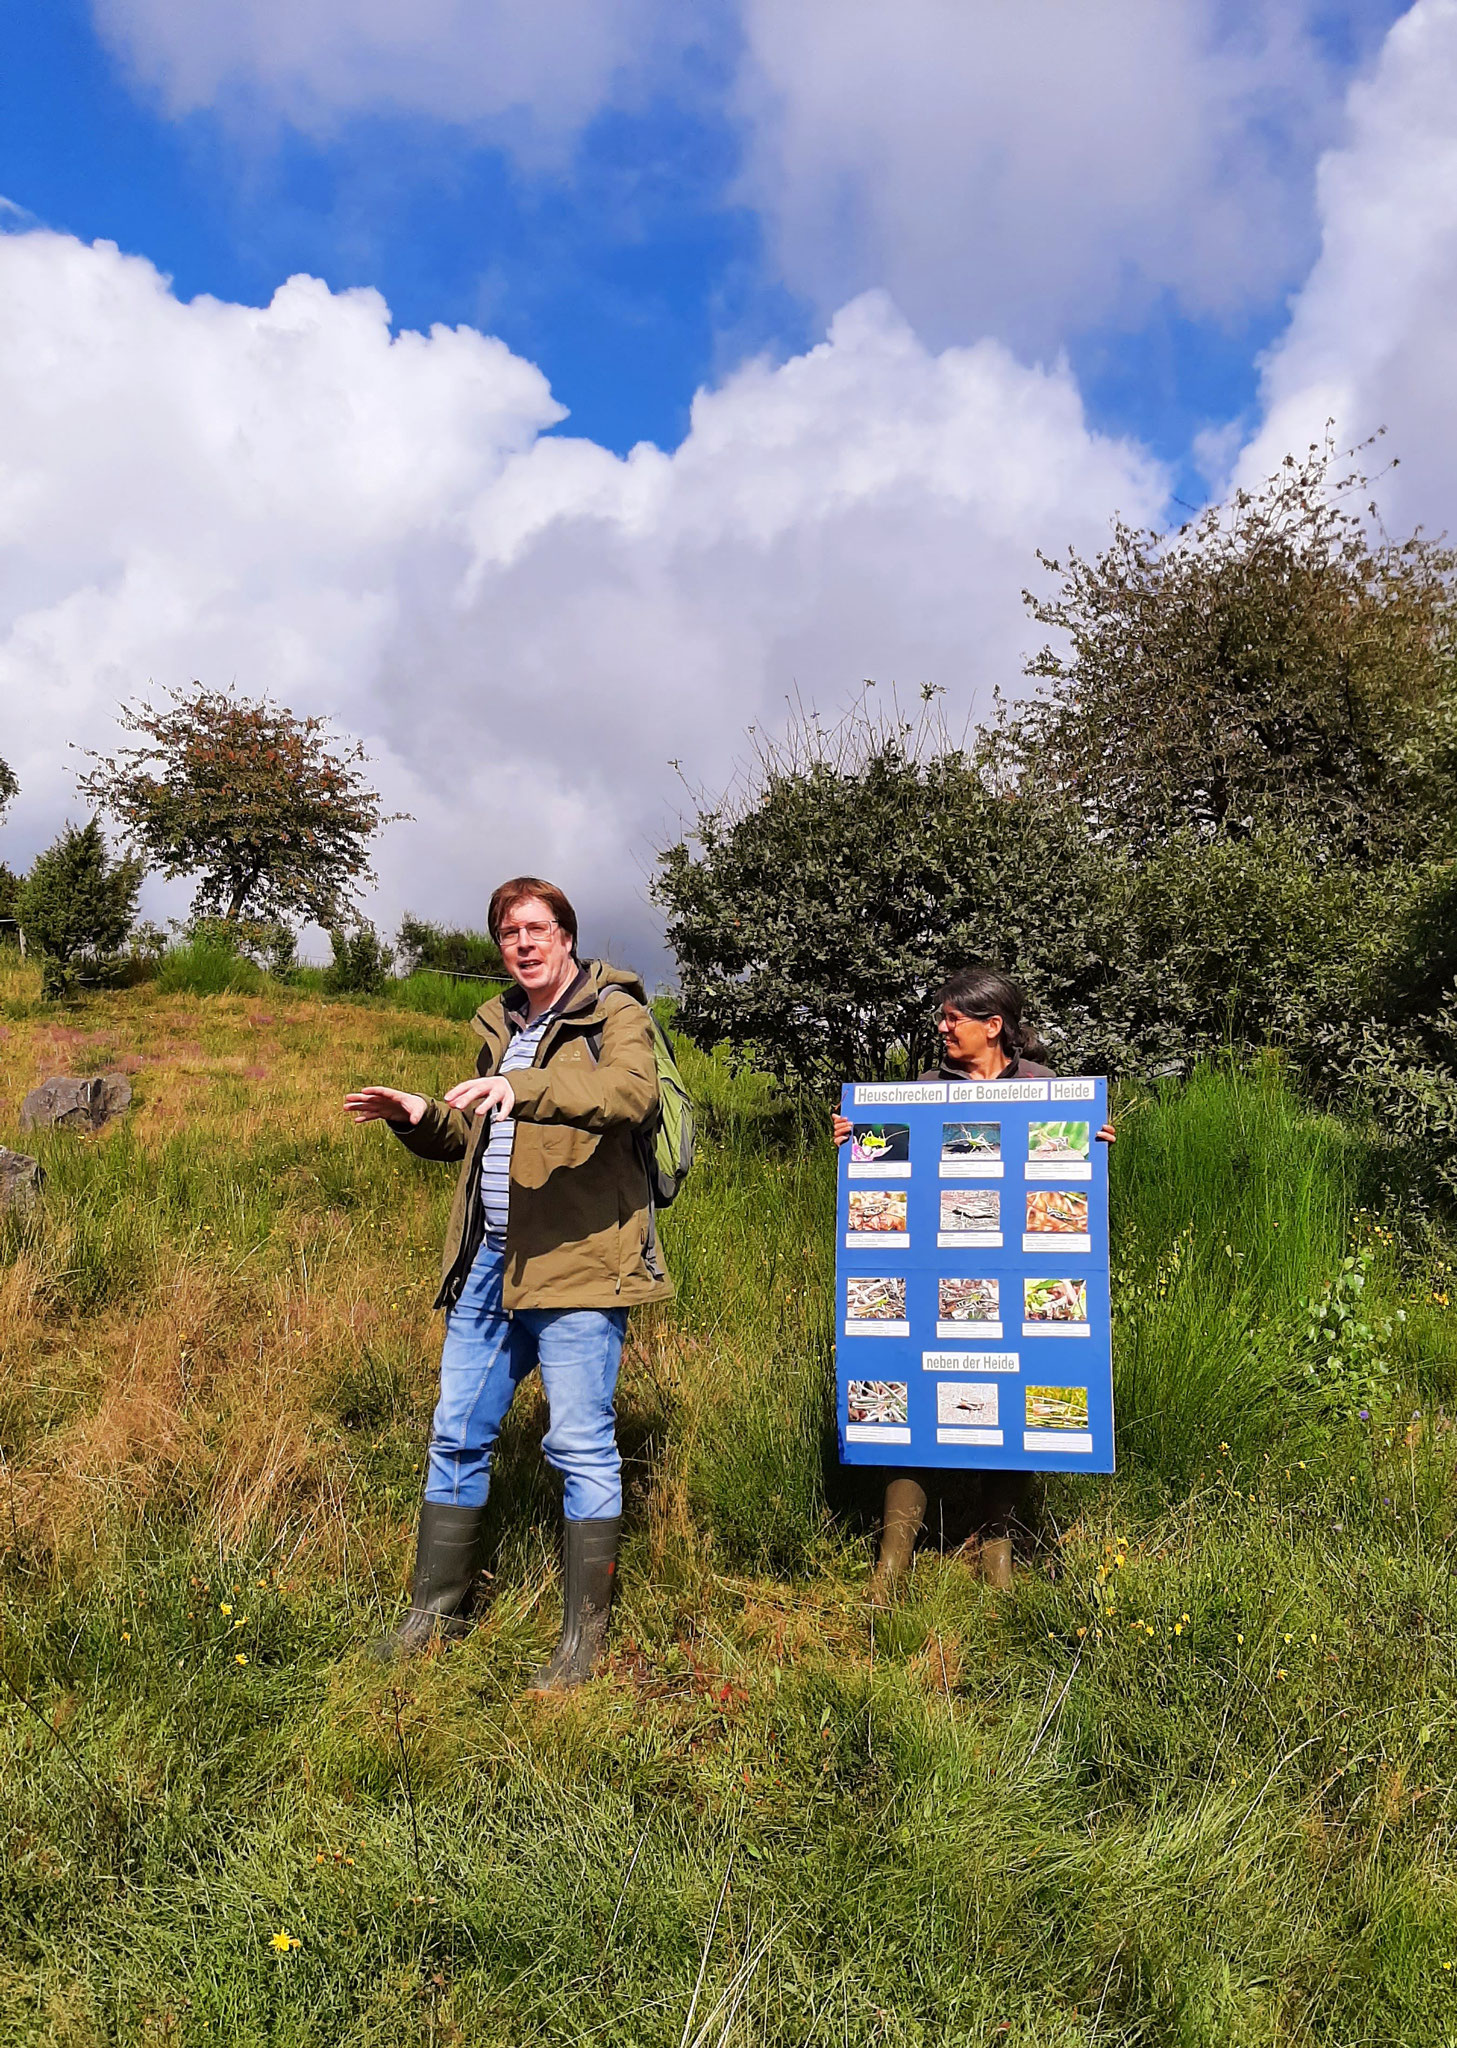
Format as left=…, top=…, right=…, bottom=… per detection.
left=654, top=697, right=1119, bottom=1089
left=1001, top=439, right=1457, bottom=862
left=78, top=685, right=403, bottom=927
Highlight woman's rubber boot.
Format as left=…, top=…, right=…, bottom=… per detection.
left=371, top=1501, right=487, bottom=1660
left=980, top=1536, right=1014, bottom=1590
left=867, top=1477, right=927, bottom=1606
left=528, top=1517, right=620, bottom=1693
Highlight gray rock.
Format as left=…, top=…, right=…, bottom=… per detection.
left=19, top=1072, right=133, bottom=1133
left=0, top=1147, right=43, bottom=1212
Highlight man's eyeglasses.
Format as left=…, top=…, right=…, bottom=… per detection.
left=498, top=919, right=560, bottom=949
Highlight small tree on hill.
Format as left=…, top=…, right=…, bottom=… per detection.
left=17, top=819, right=142, bottom=998
left=77, top=685, right=405, bottom=932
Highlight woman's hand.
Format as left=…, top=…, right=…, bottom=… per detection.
left=1096, top=1123, right=1115, bottom=1144
left=345, top=1086, right=428, bottom=1126
left=832, top=1112, right=852, bottom=1147
left=444, top=1075, right=516, bottom=1121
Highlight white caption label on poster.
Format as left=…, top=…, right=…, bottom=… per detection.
left=846, top=1231, right=910, bottom=1249
left=924, top=1349, right=1019, bottom=1372
left=938, top=1231, right=1003, bottom=1249
left=847, top=1162, right=912, bottom=1180
left=1023, top=1233, right=1092, bottom=1254
left=1050, top=1079, right=1097, bottom=1100
left=1025, top=1162, right=1092, bottom=1183
left=853, top=1082, right=947, bottom=1105
left=937, top=1427, right=1004, bottom=1446
left=1023, top=1430, right=1094, bottom=1454
left=1022, top=1321, right=1091, bottom=1338
left=846, top=1424, right=913, bottom=1444
left=844, top=1319, right=910, bottom=1338
left=939, top=1161, right=1003, bottom=1180
left=947, top=1079, right=1049, bottom=1104
left=934, top=1320, right=1003, bottom=1342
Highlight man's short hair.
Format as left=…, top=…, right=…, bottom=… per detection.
left=487, top=877, right=580, bottom=954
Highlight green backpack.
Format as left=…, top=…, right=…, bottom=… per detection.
left=586, top=999, right=696, bottom=1208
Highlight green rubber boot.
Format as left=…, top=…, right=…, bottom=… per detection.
left=371, top=1501, right=487, bottom=1661
left=867, top=1476, right=928, bottom=1606
left=528, top=1517, right=621, bottom=1693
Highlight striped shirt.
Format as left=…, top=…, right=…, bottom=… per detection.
left=478, top=1011, right=553, bottom=1249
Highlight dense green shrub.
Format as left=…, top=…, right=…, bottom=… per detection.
left=395, top=912, right=503, bottom=979
left=16, top=817, right=143, bottom=998
left=323, top=919, right=394, bottom=994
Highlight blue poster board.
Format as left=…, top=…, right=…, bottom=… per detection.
left=835, top=1075, right=1114, bottom=1473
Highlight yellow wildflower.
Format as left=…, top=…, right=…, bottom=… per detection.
left=270, top=1931, right=300, bottom=1953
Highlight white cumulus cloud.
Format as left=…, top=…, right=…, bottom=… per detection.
left=1240, top=0, right=1457, bottom=533
left=0, top=230, right=1165, bottom=969
left=733, top=0, right=1360, bottom=349
left=91, top=0, right=690, bottom=160
left=90, top=0, right=1380, bottom=348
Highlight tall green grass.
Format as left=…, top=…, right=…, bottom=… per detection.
left=6, top=992, right=1457, bottom=2045
left=152, top=936, right=267, bottom=997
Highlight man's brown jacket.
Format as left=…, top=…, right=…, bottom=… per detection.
left=392, top=959, right=674, bottom=1314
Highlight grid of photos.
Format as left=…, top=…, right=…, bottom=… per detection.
left=937, top=1188, right=1002, bottom=1247
left=838, top=1085, right=1110, bottom=1469
left=940, top=1120, right=1003, bottom=1179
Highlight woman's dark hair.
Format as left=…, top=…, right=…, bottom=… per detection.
left=934, top=961, right=1047, bottom=1064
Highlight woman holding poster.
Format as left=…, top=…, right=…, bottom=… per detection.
left=832, top=963, right=1111, bottom=1601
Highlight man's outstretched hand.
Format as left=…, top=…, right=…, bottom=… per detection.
left=443, top=1075, right=516, bottom=1121
left=344, top=1086, right=428, bottom=1126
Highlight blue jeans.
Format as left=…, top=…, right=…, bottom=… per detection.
left=424, top=1245, right=626, bottom=1520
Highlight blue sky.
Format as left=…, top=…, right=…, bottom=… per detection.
left=3, top=0, right=1399, bottom=478
left=1, top=0, right=1450, bottom=955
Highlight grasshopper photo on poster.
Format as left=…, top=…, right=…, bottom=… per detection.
left=938, top=1188, right=1002, bottom=1248
left=847, top=1123, right=912, bottom=1180
left=940, top=1121, right=1003, bottom=1179
left=845, top=1188, right=909, bottom=1246
left=1024, top=1384, right=1089, bottom=1431
left=1026, top=1120, right=1092, bottom=1181
left=1022, top=1275, right=1090, bottom=1335
left=936, top=1275, right=1001, bottom=1339
left=935, top=1380, right=999, bottom=1427
left=845, top=1380, right=911, bottom=1443
left=845, top=1275, right=909, bottom=1336
left=1023, top=1188, right=1091, bottom=1252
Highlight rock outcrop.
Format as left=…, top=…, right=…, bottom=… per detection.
left=19, top=1073, right=133, bottom=1132
left=0, top=1147, right=44, bottom=1212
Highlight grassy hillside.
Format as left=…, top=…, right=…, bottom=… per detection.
left=2, top=955, right=1457, bottom=2046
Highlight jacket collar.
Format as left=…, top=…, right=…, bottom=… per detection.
left=938, top=1052, right=1021, bottom=1080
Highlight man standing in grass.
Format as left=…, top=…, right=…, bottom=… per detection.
left=344, top=878, right=670, bottom=1689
